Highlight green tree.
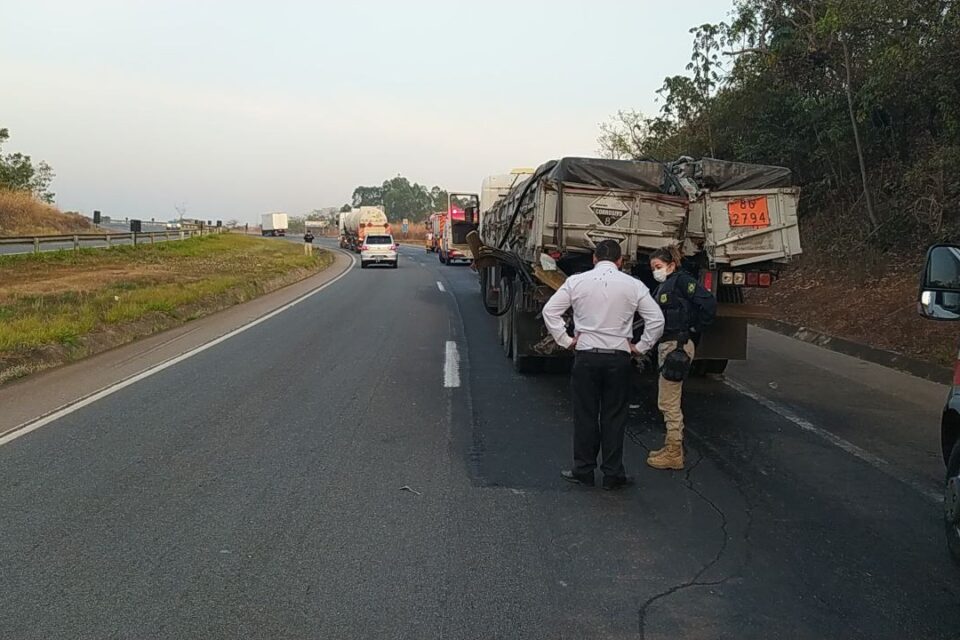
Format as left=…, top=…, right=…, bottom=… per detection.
left=340, top=203, right=352, bottom=213
left=0, top=128, right=56, bottom=202
left=351, top=186, right=383, bottom=208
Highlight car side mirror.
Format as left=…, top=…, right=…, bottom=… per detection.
left=919, top=244, right=960, bottom=320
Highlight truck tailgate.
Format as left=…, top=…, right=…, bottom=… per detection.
left=701, top=187, right=801, bottom=267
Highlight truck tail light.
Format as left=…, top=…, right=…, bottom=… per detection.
left=733, top=272, right=746, bottom=286
left=758, top=272, right=772, bottom=287
left=746, top=272, right=759, bottom=286
left=721, top=271, right=734, bottom=285
left=548, top=250, right=562, bottom=260
left=702, top=271, right=714, bottom=292
left=361, top=245, right=369, bottom=251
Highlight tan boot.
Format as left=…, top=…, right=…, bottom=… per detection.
left=646, top=442, right=668, bottom=465
left=647, top=443, right=684, bottom=470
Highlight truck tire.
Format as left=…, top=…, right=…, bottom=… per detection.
left=360, top=261, right=368, bottom=269
left=511, top=285, right=541, bottom=374
left=690, top=359, right=729, bottom=376
left=439, top=251, right=446, bottom=264
left=480, top=268, right=498, bottom=313
left=944, top=440, right=960, bottom=565
left=498, top=275, right=513, bottom=358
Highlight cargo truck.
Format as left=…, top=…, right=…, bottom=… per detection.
left=470, top=156, right=801, bottom=373
left=341, top=206, right=390, bottom=253
left=439, top=194, right=481, bottom=265
left=425, top=212, right=442, bottom=252
left=261, top=212, right=289, bottom=237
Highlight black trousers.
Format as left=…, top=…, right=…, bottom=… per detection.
left=571, top=351, right=631, bottom=480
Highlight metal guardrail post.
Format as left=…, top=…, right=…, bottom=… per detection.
left=34, top=238, right=40, bottom=253
left=150, top=233, right=155, bottom=244
left=74, top=235, right=80, bottom=252
left=107, top=234, right=112, bottom=247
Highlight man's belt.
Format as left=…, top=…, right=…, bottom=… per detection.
left=579, top=348, right=628, bottom=355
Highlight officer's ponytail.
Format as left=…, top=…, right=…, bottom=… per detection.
left=651, top=245, right=683, bottom=266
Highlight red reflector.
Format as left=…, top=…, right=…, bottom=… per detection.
left=953, top=360, right=960, bottom=386
left=703, top=271, right=714, bottom=292
left=746, top=272, right=759, bottom=286
left=549, top=250, right=562, bottom=260
left=758, top=272, right=772, bottom=287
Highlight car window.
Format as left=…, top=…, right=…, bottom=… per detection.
left=366, top=236, right=393, bottom=245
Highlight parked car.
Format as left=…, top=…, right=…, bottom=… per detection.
left=360, top=234, right=399, bottom=269
left=918, top=243, right=960, bottom=563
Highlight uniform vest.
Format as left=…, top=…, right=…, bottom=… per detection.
left=654, top=273, right=697, bottom=339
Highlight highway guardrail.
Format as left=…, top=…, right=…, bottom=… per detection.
left=0, top=227, right=226, bottom=254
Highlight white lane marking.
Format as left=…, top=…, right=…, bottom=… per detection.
left=0, top=251, right=357, bottom=447
left=437, top=281, right=446, bottom=292
left=723, top=377, right=940, bottom=504
left=444, top=341, right=460, bottom=388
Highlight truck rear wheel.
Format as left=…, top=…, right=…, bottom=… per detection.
left=511, top=284, right=542, bottom=374
left=689, top=359, right=728, bottom=377
left=498, top=275, right=513, bottom=357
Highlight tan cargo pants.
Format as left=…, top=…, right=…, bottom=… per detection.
left=304, top=243, right=313, bottom=256
left=657, top=340, right=696, bottom=443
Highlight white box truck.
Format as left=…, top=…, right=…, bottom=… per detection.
left=261, top=213, right=289, bottom=237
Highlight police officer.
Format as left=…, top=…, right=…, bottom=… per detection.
left=303, top=229, right=315, bottom=256
left=543, top=240, right=665, bottom=490
left=647, top=246, right=717, bottom=470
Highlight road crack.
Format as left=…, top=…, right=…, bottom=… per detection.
left=631, top=433, right=756, bottom=640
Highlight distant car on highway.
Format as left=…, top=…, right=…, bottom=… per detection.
left=165, top=222, right=182, bottom=230
left=918, top=243, right=960, bottom=563
left=360, top=234, right=398, bottom=269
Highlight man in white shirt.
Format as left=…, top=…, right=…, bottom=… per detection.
left=542, top=240, right=665, bottom=490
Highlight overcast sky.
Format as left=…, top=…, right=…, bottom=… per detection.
left=2, top=1, right=729, bottom=223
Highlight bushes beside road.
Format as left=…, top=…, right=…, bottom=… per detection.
left=0, top=233, right=333, bottom=383
left=0, top=188, right=94, bottom=236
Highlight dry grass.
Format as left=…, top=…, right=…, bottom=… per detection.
left=0, top=234, right=333, bottom=383
left=0, top=188, right=95, bottom=236
left=750, top=257, right=958, bottom=367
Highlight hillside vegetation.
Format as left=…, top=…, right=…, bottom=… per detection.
left=0, top=189, right=93, bottom=236
left=600, top=0, right=960, bottom=259
left=598, top=1, right=959, bottom=366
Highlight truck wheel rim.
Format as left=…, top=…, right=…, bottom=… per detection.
left=946, top=476, right=960, bottom=525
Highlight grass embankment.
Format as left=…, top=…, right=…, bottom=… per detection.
left=0, top=233, right=333, bottom=383
left=0, top=188, right=94, bottom=235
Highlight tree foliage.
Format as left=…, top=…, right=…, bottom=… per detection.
left=599, top=0, right=960, bottom=253
left=0, top=128, right=56, bottom=203
left=350, top=176, right=448, bottom=221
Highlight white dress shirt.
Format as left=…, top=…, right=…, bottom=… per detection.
left=542, top=261, right=665, bottom=354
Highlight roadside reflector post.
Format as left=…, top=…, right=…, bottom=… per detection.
left=150, top=233, right=155, bottom=244
left=73, top=235, right=79, bottom=252
left=106, top=234, right=112, bottom=247
left=33, top=237, right=40, bottom=254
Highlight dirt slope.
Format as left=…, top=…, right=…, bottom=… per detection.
left=0, top=189, right=93, bottom=235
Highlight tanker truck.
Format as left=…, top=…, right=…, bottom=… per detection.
left=341, top=206, right=390, bottom=253
left=469, top=156, right=801, bottom=373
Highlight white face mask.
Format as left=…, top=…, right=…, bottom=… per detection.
left=653, top=267, right=669, bottom=283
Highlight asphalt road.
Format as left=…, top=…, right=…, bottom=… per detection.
left=2, top=240, right=958, bottom=639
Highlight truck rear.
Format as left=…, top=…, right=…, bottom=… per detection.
left=439, top=194, right=481, bottom=265
left=261, top=213, right=289, bottom=237
left=471, top=157, right=801, bottom=373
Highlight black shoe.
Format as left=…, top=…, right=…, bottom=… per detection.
left=602, top=475, right=636, bottom=491
left=561, top=470, right=594, bottom=486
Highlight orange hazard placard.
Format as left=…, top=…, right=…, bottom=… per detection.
left=727, top=197, right=771, bottom=227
